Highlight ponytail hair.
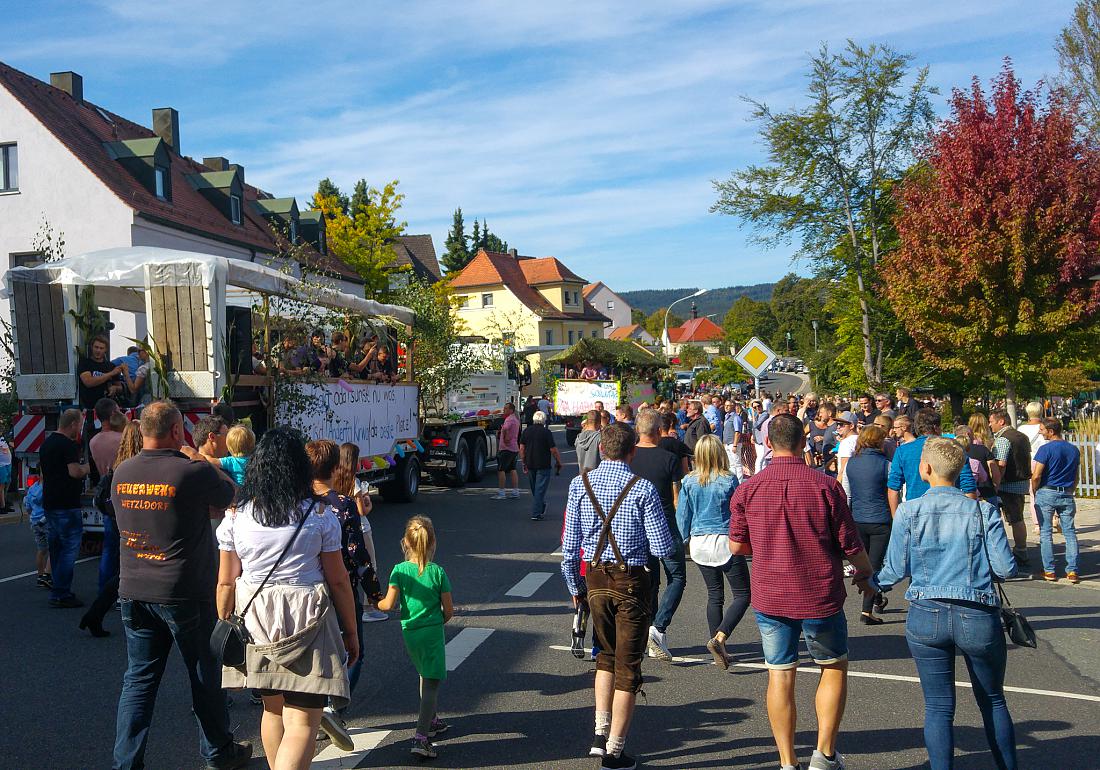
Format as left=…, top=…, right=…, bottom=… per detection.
left=402, top=515, right=437, bottom=575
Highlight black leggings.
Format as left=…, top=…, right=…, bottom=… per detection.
left=696, top=556, right=750, bottom=639
left=858, top=521, right=891, bottom=613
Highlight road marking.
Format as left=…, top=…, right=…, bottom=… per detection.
left=548, top=645, right=1100, bottom=701
left=313, top=728, right=391, bottom=768
left=446, top=627, right=494, bottom=671
left=505, top=571, right=554, bottom=598
left=549, top=549, right=563, bottom=556
left=0, top=556, right=96, bottom=584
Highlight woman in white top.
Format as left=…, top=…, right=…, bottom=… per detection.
left=675, top=434, right=750, bottom=670
left=216, top=428, right=359, bottom=770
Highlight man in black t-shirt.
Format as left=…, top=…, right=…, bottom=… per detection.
left=519, top=410, right=562, bottom=521
left=40, top=409, right=90, bottom=607
left=77, top=335, right=125, bottom=410
left=110, top=401, right=250, bottom=770
left=630, top=409, right=685, bottom=662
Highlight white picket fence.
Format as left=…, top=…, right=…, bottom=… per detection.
left=1067, top=434, right=1100, bottom=498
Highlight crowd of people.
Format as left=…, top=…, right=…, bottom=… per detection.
left=558, top=384, right=1081, bottom=770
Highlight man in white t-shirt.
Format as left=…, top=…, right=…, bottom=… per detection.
left=1017, top=400, right=1048, bottom=531
left=835, top=411, right=859, bottom=496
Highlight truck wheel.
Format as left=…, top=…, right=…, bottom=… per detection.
left=381, top=456, right=420, bottom=503
left=447, top=441, right=470, bottom=487
left=566, top=428, right=580, bottom=447
left=468, top=436, right=488, bottom=482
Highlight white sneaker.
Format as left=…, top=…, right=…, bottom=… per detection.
left=320, top=706, right=355, bottom=751
left=491, top=490, right=508, bottom=500
left=646, top=626, right=672, bottom=662
left=361, top=609, right=389, bottom=622
left=808, top=750, right=845, bottom=770
left=507, top=489, right=520, bottom=498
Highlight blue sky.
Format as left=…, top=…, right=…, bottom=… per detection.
left=3, top=0, right=1078, bottom=291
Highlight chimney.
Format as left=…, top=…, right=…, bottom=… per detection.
left=49, top=71, right=83, bottom=103
left=508, top=248, right=519, bottom=258
left=228, top=163, right=245, bottom=183
left=691, top=301, right=699, bottom=320
left=203, top=156, right=228, bottom=171
left=151, top=107, right=180, bottom=152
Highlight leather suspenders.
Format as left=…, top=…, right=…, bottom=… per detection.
left=581, top=470, right=640, bottom=571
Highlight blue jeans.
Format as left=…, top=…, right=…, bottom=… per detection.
left=1034, top=488, right=1078, bottom=574
left=906, top=598, right=1017, bottom=770
left=44, top=508, right=83, bottom=601
left=528, top=468, right=552, bottom=518
left=649, top=530, right=686, bottom=632
left=114, top=599, right=235, bottom=769
left=754, top=609, right=848, bottom=669
left=100, top=515, right=121, bottom=593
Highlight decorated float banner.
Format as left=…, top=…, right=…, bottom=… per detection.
left=555, top=379, right=621, bottom=417
left=279, top=381, right=419, bottom=458
left=623, top=381, right=656, bottom=411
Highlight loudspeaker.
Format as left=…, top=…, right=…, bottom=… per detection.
left=225, top=306, right=253, bottom=375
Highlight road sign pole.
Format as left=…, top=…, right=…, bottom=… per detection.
left=755, top=376, right=760, bottom=396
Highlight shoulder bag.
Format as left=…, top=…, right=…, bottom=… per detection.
left=976, top=501, right=1037, bottom=648
left=210, top=499, right=317, bottom=666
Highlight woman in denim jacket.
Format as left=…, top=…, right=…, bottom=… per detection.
left=675, top=435, right=749, bottom=670
left=872, top=437, right=1018, bottom=770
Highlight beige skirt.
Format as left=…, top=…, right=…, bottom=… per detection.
left=221, top=580, right=350, bottom=709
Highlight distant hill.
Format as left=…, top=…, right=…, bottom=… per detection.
left=620, top=284, right=775, bottom=318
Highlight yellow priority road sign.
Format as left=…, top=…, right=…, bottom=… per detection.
left=734, top=336, right=778, bottom=378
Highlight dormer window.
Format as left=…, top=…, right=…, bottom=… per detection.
left=0, top=144, right=19, bottom=192
left=154, top=165, right=169, bottom=200
left=230, top=194, right=242, bottom=225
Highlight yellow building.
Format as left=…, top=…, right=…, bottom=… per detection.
left=450, top=248, right=610, bottom=392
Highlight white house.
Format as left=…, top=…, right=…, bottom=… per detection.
left=582, top=281, right=631, bottom=338
left=0, top=63, right=362, bottom=358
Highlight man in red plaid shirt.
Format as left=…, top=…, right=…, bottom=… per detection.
left=730, top=413, right=873, bottom=770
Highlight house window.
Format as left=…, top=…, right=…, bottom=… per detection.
left=289, top=218, right=298, bottom=244
left=591, top=330, right=598, bottom=338
left=456, top=295, right=470, bottom=309
left=229, top=194, right=242, bottom=224
left=153, top=165, right=169, bottom=200
left=607, top=300, right=615, bottom=310
left=481, top=293, right=493, bottom=308
left=0, top=144, right=18, bottom=192
left=545, top=329, right=553, bottom=346
left=568, top=330, right=575, bottom=345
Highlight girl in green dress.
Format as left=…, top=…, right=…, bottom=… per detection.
left=377, top=515, right=454, bottom=759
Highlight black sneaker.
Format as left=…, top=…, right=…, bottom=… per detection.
left=590, top=734, right=607, bottom=757
left=570, top=632, right=586, bottom=659
left=410, top=736, right=437, bottom=758
left=36, top=574, right=52, bottom=589
left=601, top=753, right=636, bottom=770
left=530, top=513, right=544, bottom=521
left=204, top=740, right=253, bottom=770
left=49, top=595, right=84, bottom=609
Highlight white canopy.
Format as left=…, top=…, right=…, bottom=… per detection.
left=2, top=246, right=415, bottom=325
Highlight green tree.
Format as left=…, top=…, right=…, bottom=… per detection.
left=769, top=274, right=830, bottom=353
left=644, top=308, right=682, bottom=342
left=315, top=178, right=348, bottom=217
left=441, top=208, right=472, bottom=274
left=712, top=41, right=936, bottom=386
left=677, top=344, right=708, bottom=368
left=349, top=179, right=370, bottom=217
left=471, top=220, right=482, bottom=254
left=630, top=308, right=646, bottom=326
left=723, top=296, right=776, bottom=348
left=1057, top=0, right=1100, bottom=140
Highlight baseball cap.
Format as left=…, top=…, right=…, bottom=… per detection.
left=838, top=411, right=858, bottom=426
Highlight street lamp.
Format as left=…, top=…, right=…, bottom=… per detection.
left=811, top=319, right=819, bottom=352
left=663, top=288, right=707, bottom=357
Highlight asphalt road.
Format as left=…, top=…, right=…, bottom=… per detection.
left=1, top=426, right=1097, bottom=770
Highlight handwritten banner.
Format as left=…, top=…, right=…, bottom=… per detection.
left=554, top=380, right=620, bottom=416
left=278, top=381, right=420, bottom=457
left=623, top=381, right=656, bottom=410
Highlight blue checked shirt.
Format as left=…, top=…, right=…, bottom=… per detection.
left=561, top=460, right=673, bottom=596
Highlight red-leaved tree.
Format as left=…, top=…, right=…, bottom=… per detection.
left=883, top=63, right=1100, bottom=420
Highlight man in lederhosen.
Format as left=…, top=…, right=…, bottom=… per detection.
left=561, top=422, right=673, bottom=770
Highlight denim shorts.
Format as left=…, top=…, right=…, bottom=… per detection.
left=754, top=609, right=849, bottom=669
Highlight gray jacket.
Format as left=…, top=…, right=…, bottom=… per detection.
left=574, top=429, right=602, bottom=471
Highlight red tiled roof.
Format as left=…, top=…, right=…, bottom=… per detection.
left=668, top=317, right=724, bottom=343
left=609, top=323, right=650, bottom=341
left=583, top=281, right=603, bottom=299
left=0, top=61, right=360, bottom=282
left=450, top=248, right=609, bottom=322
left=517, top=256, right=585, bottom=285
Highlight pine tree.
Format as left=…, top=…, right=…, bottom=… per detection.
left=471, top=220, right=482, bottom=255
left=349, top=179, right=370, bottom=217
left=441, top=208, right=472, bottom=274
left=313, top=178, right=348, bottom=217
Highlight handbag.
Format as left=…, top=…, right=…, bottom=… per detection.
left=976, top=502, right=1038, bottom=648
left=210, top=500, right=316, bottom=666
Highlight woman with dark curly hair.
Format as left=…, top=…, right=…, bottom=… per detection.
left=216, top=428, right=359, bottom=769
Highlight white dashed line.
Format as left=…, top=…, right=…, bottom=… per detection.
left=446, top=627, right=495, bottom=671
left=313, top=728, right=391, bottom=768
left=547, top=645, right=1100, bottom=701
left=505, top=571, right=554, bottom=598
left=0, top=556, right=97, bottom=584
